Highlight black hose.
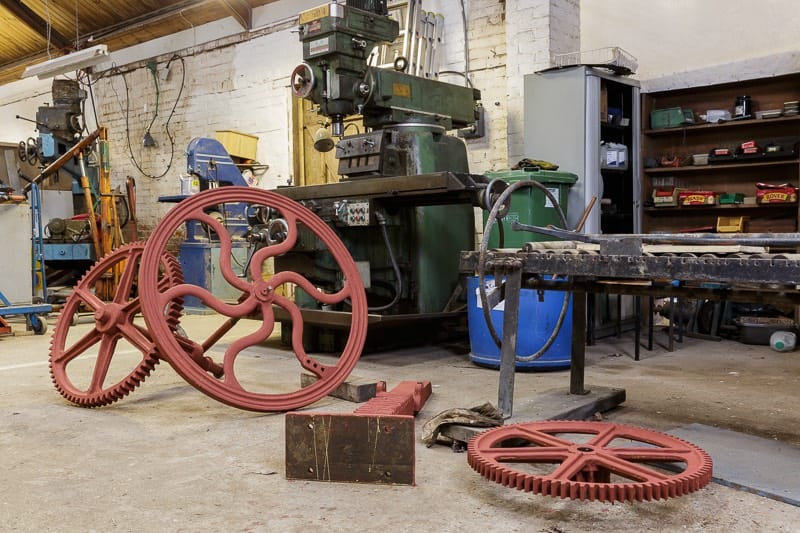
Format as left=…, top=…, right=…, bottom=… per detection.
left=368, top=212, right=403, bottom=312
left=477, top=179, right=571, bottom=362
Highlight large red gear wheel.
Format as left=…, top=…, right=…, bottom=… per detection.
left=49, top=243, right=184, bottom=407
left=467, top=421, right=713, bottom=502
left=138, top=186, right=368, bottom=412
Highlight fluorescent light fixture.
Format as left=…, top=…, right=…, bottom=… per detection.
left=22, top=44, right=110, bottom=79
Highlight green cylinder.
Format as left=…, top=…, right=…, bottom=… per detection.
left=484, top=168, right=578, bottom=248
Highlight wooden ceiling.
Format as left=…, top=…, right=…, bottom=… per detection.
left=0, top=0, right=278, bottom=86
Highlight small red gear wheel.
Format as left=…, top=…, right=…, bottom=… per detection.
left=49, top=243, right=184, bottom=407
left=138, top=186, right=367, bottom=412
left=467, top=421, right=713, bottom=502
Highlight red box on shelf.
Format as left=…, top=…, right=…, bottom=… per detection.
left=755, top=187, right=797, bottom=204
left=678, top=190, right=717, bottom=206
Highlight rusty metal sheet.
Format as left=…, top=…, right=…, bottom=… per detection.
left=285, top=413, right=416, bottom=485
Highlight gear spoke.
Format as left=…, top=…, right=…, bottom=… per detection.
left=73, top=286, right=105, bottom=312
left=592, top=451, right=671, bottom=482
left=467, top=421, right=713, bottom=503
left=158, top=283, right=256, bottom=319
left=270, top=270, right=352, bottom=306
left=608, top=446, right=695, bottom=463
left=477, top=446, right=571, bottom=463
left=52, top=328, right=102, bottom=365
left=138, top=187, right=367, bottom=412
left=195, top=210, right=252, bottom=293
left=548, top=452, right=592, bottom=481
left=585, top=423, right=619, bottom=447
left=89, top=335, right=120, bottom=393
left=113, top=248, right=142, bottom=304
left=274, top=294, right=332, bottom=377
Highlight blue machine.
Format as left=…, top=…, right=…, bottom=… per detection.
left=159, top=138, right=253, bottom=310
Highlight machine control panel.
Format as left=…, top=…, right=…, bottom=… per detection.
left=335, top=200, right=370, bottom=226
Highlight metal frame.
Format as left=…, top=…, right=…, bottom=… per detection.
left=461, top=248, right=800, bottom=413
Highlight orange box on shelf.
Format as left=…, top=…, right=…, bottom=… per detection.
left=755, top=187, right=797, bottom=204
left=678, top=190, right=717, bottom=206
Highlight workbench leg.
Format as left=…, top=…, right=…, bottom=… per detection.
left=587, top=293, right=595, bottom=346
left=498, top=267, right=522, bottom=418
left=668, top=296, right=675, bottom=352
left=648, top=296, right=654, bottom=351
left=570, top=290, right=588, bottom=395
left=634, top=296, right=641, bottom=361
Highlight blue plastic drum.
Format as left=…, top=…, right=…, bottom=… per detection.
left=467, top=275, right=573, bottom=370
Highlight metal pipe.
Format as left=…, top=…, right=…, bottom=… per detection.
left=78, top=157, right=102, bottom=261
left=512, top=222, right=800, bottom=248
left=22, top=129, right=101, bottom=194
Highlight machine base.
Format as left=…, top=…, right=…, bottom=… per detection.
left=276, top=307, right=467, bottom=353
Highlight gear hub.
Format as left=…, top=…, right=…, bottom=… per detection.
left=467, top=420, right=712, bottom=502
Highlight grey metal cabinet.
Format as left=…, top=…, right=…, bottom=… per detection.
left=523, top=66, right=641, bottom=234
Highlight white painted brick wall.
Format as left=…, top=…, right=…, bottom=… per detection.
left=1, top=0, right=581, bottom=233
left=92, top=29, right=302, bottom=232
left=505, top=0, right=579, bottom=164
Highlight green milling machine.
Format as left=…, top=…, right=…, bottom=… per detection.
left=275, top=0, right=489, bottom=351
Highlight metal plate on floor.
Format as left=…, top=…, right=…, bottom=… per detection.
left=285, top=413, right=416, bottom=485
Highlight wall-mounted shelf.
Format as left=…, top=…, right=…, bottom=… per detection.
left=641, top=72, right=800, bottom=234
left=644, top=159, right=799, bottom=174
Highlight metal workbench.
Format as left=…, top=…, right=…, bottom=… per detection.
left=460, top=242, right=800, bottom=416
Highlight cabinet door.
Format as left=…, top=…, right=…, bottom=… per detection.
left=524, top=67, right=640, bottom=234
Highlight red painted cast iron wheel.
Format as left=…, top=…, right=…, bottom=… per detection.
left=468, top=421, right=713, bottom=502
left=49, top=243, right=183, bottom=407
left=137, top=187, right=368, bottom=412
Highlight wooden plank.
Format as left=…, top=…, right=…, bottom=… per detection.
left=285, top=413, right=416, bottom=485
left=576, top=243, right=767, bottom=254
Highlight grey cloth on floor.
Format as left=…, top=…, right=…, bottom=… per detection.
left=421, top=402, right=504, bottom=447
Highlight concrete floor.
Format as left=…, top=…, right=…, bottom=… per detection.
left=1, top=313, right=799, bottom=532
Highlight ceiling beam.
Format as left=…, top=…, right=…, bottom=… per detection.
left=219, top=0, right=253, bottom=30
left=76, top=0, right=210, bottom=46
left=0, top=0, right=72, bottom=50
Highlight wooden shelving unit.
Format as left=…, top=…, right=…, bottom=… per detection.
left=641, top=73, right=800, bottom=234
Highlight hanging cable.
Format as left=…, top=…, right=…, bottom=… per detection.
left=109, top=55, right=186, bottom=180
left=143, top=61, right=160, bottom=145
left=44, top=0, right=52, bottom=59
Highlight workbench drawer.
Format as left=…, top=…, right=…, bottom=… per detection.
left=44, top=243, right=93, bottom=261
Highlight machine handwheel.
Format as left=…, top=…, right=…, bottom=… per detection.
left=467, top=421, right=713, bottom=503
left=49, top=243, right=184, bottom=407
left=138, top=187, right=367, bottom=412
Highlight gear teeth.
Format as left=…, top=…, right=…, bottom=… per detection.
left=466, top=421, right=713, bottom=503
left=48, top=243, right=182, bottom=408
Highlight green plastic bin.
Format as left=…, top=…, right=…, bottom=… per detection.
left=484, top=167, right=578, bottom=248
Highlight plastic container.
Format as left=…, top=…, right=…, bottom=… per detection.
left=736, top=316, right=798, bottom=345
left=650, top=107, right=694, bottom=129
left=467, top=276, right=573, bottom=370
left=770, top=331, right=796, bottom=352
left=600, top=142, right=628, bottom=170
left=483, top=168, right=578, bottom=248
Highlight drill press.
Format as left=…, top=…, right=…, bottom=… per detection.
left=274, top=1, right=486, bottom=351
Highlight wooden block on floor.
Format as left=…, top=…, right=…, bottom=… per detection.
left=300, top=373, right=383, bottom=403
left=285, top=412, right=415, bottom=485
